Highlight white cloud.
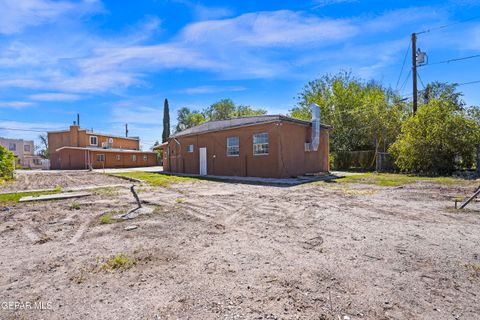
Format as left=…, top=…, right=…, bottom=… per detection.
left=193, top=5, right=233, bottom=20
left=0, top=101, right=34, bottom=108
left=0, top=120, right=64, bottom=143
left=172, top=0, right=233, bottom=20
left=312, top=0, right=357, bottom=9
left=178, top=85, right=246, bottom=94
left=0, top=5, right=466, bottom=94
left=362, top=7, right=445, bottom=33
left=179, top=10, right=357, bottom=47
left=0, top=0, right=102, bottom=34
left=110, top=106, right=161, bottom=125
left=29, top=93, right=83, bottom=102
left=77, top=44, right=221, bottom=75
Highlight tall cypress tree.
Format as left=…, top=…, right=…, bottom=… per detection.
left=162, top=98, right=170, bottom=143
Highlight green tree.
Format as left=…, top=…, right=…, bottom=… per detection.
left=176, top=107, right=206, bottom=132
left=203, top=98, right=237, bottom=121
left=175, top=99, right=267, bottom=132
left=162, top=98, right=170, bottom=143
left=0, top=145, right=15, bottom=180
left=233, top=105, right=267, bottom=117
left=421, top=82, right=464, bottom=108
left=291, top=71, right=408, bottom=152
left=389, top=100, right=480, bottom=174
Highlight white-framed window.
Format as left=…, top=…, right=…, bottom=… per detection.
left=132, top=155, right=137, bottom=162
left=253, top=133, right=269, bottom=155
left=33, top=158, right=41, bottom=165
left=143, top=155, right=148, bottom=161
left=8, top=143, right=16, bottom=151
left=187, top=144, right=194, bottom=153
left=116, top=155, right=121, bottom=161
left=24, top=144, right=31, bottom=152
left=96, top=154, right=105, bottom=162
left=227, top=136, right=240, bottom=156
left=90, top=136, right=98, bottom=146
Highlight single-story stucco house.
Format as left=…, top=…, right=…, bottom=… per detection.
left=160, top=105, right=331, bottom=178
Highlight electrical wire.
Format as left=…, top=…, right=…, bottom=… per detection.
left=456, top=80, right=480, bottom=87
left=395, top=42, right=411, bottom=91
left=0, top=127, right=47, bottom=132
left=419, top=54, right=480, bottom=67
left=417, top=71, right=426, bottom=89
left=399, top=69, right=412, bottom=93
left=416, top=15, right=480, bottom=35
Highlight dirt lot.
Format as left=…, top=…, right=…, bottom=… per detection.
left=0, top=172, right=479, bottom=320
left=0, top=171, right=131, bottom=193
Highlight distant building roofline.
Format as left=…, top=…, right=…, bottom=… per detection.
left=55, top=146, right=156, bottom=154
left=152, top=142, right=168, bottom=150
left=47, top=127, right=140, bottom=141
left=0, top=137, right=35, bottom=143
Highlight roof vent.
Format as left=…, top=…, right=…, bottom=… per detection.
left=310, top=103, right=321, bottom=151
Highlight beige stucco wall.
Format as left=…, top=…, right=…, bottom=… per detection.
left=0, top=138, right=41, bottom=168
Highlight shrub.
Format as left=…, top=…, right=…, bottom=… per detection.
left=100, top=214, right=113, bottom=224
left=0, top=146, right=15, bottom=180
left=99, top=253, right=136, bottom=271
left=71, top=202, right=81, bottom=210
left=389, top=100, right=480, bottom=174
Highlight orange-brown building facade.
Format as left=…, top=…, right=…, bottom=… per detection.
left=48, top=125, right=157, bottom=170
left=162, top=115, right=330, bottom=178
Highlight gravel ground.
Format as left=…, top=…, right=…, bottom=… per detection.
left=0, top=171, right=130, bottom=193
left=0, top=172, right=479, bottom=320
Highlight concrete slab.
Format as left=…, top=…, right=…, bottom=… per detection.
left=93, top=166, right=163, bottom=174
left=15, top=166, right=164, bottom=174
left=162, top=172, right=338, bottom=186
left=19, top=192, right=91, bottom=202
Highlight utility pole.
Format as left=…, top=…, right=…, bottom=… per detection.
left=125, top=123, right=128, bottom=137
left=412, top=32, right=418, bottom=115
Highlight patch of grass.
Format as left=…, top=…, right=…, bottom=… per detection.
left=112, top=172, right=198, bottom=187
left=330, top=186, right=379, bottom=195
left=100, top=214, right=113, bottom=224
left=70, top=201, right=81, bottom=210
left=0, top=186, right=62, bottom=203
left=465, top=263, right=480, bottom=280
left=335, top=173, right=469, bottom=187
left=0, top=177, right=15, bottom=185
left=34, top=235, right=51, bottom=245
left=93, top=187, right=120, bottom=196
left=99, top=253, right=136, bottom=271
left=175, top=198, right=185, bottom=203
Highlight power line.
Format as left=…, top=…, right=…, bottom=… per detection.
left=395, top=42, right=411, bottom=91
left=417, top=71, right=426, bottom=89
left=0, top=127, right=47, bottom=133
left=399, top=69, right=412, bottom=93
left=419, top=54, right=480, bottom=67
left=416, top=15, right=480, bottom=35
left=456, top=80, right=480, bottom=87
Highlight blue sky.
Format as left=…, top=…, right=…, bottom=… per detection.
left=0, top=0, right=479, bottom=149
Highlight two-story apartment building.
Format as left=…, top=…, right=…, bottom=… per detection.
left=0, top=137, right=43, bottom=169
left=48, top=125, right=157, bottom=170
